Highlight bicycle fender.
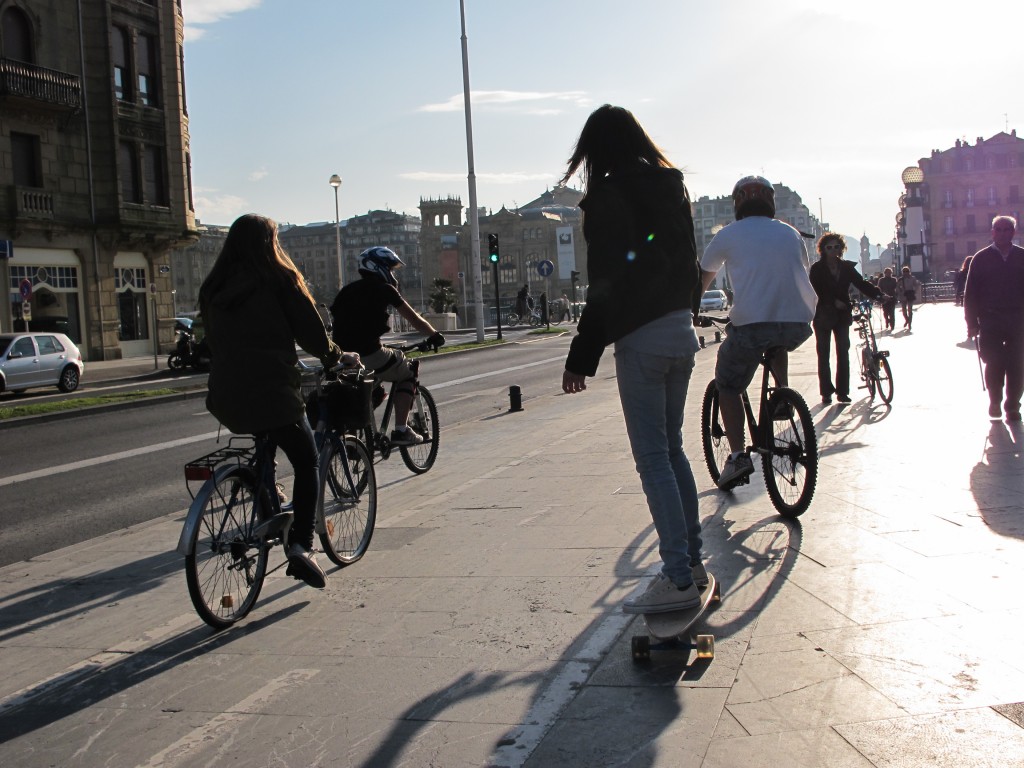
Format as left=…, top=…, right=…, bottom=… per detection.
left=176, top=464, right=250, bottom=556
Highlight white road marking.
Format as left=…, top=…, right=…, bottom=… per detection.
left=427, top=355, right=564, bottom=390
left=0, top=431, right=221, bottom=487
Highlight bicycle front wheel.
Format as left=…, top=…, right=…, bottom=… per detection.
left=762, top=389, right=817, bottom=518
left=862, top=348, right=877, bottom=400
left=401, top=385, right=440, bottom=473
left=319, top=435, right=377, bottom=566
left=184, top=467, right=270, bottom=630
left=874, top=356, right=894, bottom=404
left=506, top=312, right=520, bottom=327
left=700, top=380, right=731, bottom=483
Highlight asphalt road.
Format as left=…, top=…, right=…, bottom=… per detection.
left=0, top=334, right=573, bottom=567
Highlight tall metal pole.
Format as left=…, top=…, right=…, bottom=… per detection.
left=460, top=0, right=485, bottom=341
left=329, top=174, right=344, bottom=291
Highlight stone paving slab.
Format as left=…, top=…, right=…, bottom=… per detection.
left=2, top=304, right=1024, bottom=767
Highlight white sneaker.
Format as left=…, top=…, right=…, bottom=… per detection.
left=623, top=573, right=701, bottom=614
left=285, top=542, right=327, bottom=589
left=690, top=561, right=709, bottom=588
left=717, top=452, right=754, bottom=490
left=390, top=427, right=426, bottom=446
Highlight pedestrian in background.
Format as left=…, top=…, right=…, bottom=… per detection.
left=877, top=267, right=898, bottom=331
left=963, top=215, right=1024, bottom=421
left=897, top=266, right=921, bottom=329
left=199, top=214, right=356, bottom=589
left=560, top=104, right=706, bottom=615
left=809, top=233, right=883, bottom=404
left=955, top=255, right=972, bottom=306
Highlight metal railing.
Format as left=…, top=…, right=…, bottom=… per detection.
left=0, top=58, right=81, bottom=110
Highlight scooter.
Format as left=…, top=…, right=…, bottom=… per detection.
left=168, top=328, right=211, bottom=371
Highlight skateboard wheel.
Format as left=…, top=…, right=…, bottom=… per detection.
left=631, top=635, right=651, bottom=661
left=695, top=634, right=715, bottom=659
left=712, top=582, right=721, bottom=603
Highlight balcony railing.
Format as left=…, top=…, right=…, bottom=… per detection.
left=14, top=186, right=55, bottom=219
left=0, top=58, right=81, bottom=111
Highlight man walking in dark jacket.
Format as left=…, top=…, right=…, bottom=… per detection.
left=964, top=215, right=1024, bottom=421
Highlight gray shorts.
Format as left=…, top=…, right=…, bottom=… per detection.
left=361, top=347, right=414, bottom=383
left=715, top=322, right=812, bottom=395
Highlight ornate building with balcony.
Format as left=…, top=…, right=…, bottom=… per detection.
left=0, top=0, right=195, bottom=359
left=910, top=130, right=1024, bottom=279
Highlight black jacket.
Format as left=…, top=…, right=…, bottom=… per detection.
left=964, top=244, right=1024, bottom=334
left=809, top=258, right=882, bottom=327
left=566, top=167, right=701, bottom=376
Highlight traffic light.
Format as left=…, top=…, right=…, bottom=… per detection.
left=571, top=270, right=580, bottom=284
left=488, top=234, right=500, bottom=263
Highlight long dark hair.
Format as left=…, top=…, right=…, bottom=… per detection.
left=200, top=213, right=312, bottom=304
left=560, top=104, right=674, bottom=189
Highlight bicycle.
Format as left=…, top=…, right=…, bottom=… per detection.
left=506, top=307, right=543, bottom=327
left=853, top=300, right=893, bottom=404
left=177, top=365, right=377, bottom=630
left=355, top=336, right=442, bottom=474
left=698, top=316, right=818, bottom=518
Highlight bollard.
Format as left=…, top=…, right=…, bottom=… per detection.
left=715, top=331, right=721, bottom=343
left=698, top=336, right=705, bottom=349
left=508, top=385, right=523, bottom=412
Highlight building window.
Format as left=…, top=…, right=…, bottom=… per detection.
left=988, top=186, right=998, bottom=205
left=1010, top=185, right=1020, bottom=204
left=143, top=145, right=168, bottom=206
left=137, top=33, right=158, bottom=107
left=944, top=190, right=953, bottom=208
left=1, top=6, right=34, bottom=62
left=946, top=242, right=955, bottom=258
left=943, top=216, right=955, bottom=236
left=119, top=142, right=141, bottom=203
left=11, top=132, right=42, bottom=187
left=967, top=241, right=977, bottom=255
left=112, top=26, right=131, bottom=101
left=966, top=214, right=976, bottom=233
left=965, top=188, right=975, bottom=207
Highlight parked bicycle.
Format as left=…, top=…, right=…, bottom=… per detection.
left=353, top=336, right=442, bottom=474
left=853, top=300, right=893, bottom=404
left=506, top=307, right=544, bottom=327
left=178, top=363, right=377, bottom=630
left=698, top=315, right=818, bottom=518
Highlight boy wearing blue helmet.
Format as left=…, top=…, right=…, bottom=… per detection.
left=330, top=246, right=444, bottom=445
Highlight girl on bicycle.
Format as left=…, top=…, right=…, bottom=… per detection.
left=200, top=214, right=357, bottom=590
left=560, top=105, right=706, bottom=615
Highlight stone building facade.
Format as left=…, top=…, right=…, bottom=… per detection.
left=913, top=130, right=1024, bottom=279
left=0, top=0, right=195, bottom=359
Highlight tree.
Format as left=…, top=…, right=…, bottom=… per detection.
left=428, top=278, right=456, bottom=313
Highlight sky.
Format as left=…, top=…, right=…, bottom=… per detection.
left=182, top=0, right=1022, bottom=256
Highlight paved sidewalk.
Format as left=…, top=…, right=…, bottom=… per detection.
left=1, top=303, right=1023, bottom=767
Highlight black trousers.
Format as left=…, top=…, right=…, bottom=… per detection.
left=813, top=315, right=851, bottom=398
left=978, top=313, right=1024, bottom=412
left=261, top=419, right=319, bottom=548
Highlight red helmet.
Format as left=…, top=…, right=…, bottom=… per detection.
left=732, top=175, right=775, bottom=220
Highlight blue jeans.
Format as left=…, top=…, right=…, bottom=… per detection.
left=614, top=345, right=702, bottom=587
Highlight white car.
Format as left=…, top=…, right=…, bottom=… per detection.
left=0, top=332, right=84, bottom=394
left=700, top=289, right=729, bottom=312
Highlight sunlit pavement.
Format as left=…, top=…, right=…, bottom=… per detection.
left=2, top=303, right=1024, bottom=767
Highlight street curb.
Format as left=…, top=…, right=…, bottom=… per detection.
left=0, top=388, right=209, bottom=431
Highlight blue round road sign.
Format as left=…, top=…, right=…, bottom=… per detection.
left=19, top=279, right=32, bottom=300
left=537, top=260, right=554, bottom=277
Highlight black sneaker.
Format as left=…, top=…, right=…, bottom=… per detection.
left=285, top=543, right=326, bottom=589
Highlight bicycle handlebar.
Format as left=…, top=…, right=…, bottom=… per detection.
left=696, top=314, right=728, bottom=328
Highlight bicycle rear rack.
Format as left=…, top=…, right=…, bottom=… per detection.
left=183, top=437, right=256, bottom=499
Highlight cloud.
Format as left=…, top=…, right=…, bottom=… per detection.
left=400, top=171, right=556, bottom=184
left=192, top=190, right=249, bottom=224
left=419, top=90, right=590, bottom=114
left=248, top=168, right=268, bottom=182
left=183, top=0, right=262, bottom=42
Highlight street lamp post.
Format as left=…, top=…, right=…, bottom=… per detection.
left=329, top=174, right=344, bottom=291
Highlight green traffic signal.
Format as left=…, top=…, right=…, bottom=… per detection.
left=488, top=233, right=500, bottom=263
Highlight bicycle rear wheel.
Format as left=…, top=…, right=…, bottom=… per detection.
left=401, top=385, right=440, bottom=473
left=700, top=380, right=731, bottom=483
left=184, top=467, right=270, bottom=629
left=874, top=356, right=894, bottom=404
left=319, top=435, right=377, bottom=566
left=762, top=388, right=817, bottom=518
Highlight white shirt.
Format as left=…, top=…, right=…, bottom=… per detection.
left=700, top=216, right=817, bottom=326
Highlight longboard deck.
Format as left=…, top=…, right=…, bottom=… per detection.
left=641, top=573, right=718, bottom=641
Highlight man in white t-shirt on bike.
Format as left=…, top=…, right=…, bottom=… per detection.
left=699, top=176, right=817, bottom=490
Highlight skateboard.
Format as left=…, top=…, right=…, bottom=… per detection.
left=631, top=573, right=720, bottom=662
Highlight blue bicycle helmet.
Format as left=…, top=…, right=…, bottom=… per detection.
left=357, top=246, right=404, bottom=288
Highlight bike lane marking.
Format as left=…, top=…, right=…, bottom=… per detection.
left=0, top=431, right=221, bottom=488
